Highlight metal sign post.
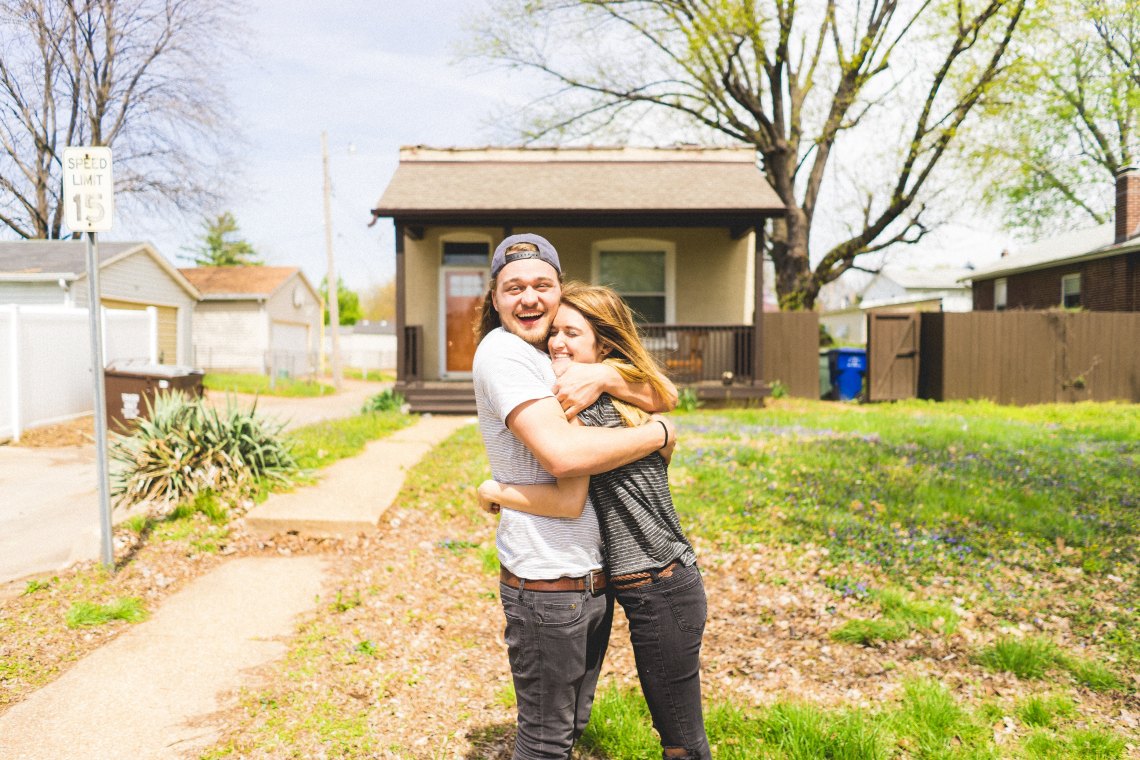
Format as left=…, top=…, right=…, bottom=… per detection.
left=63, top=146, right=115, bottom=569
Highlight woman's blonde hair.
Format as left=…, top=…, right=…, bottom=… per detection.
left=558, top=282, right=671, bottom=427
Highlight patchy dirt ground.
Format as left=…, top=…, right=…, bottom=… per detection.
left=8, top=415, right=98, bottom=448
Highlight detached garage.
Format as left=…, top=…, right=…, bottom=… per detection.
left=0, top=240, right=198, bottom=364
left=179, top=266, right=322, bottom=376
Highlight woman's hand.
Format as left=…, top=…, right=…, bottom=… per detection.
left=477, top=480, right=501, bottom=514
left=551, top=361, right=616, bottom=418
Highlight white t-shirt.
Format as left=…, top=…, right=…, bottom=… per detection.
left=473, top=327, right=604, bottom=579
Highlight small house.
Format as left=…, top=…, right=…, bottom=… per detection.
left=179, top=266, right=322, bottom=376
left=967, top=169, right=1140, bottom=311
left=0, top=240, right=198, bottom=364
left=369, top=145, right=787, bottom=412
left=821, top=267, right=974, bottom=344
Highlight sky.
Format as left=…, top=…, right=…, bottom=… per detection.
left=118, top=0, right=530, bottom=294
left=111, top=0, right=1010, bottom=300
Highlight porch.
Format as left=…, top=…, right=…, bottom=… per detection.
left=396, top=323, right=767, bottom=414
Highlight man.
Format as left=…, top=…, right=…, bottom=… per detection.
left=473, top=233, right=676, bottom=759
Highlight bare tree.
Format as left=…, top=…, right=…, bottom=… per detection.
left=0, top=0, right=242, bottom=239
left=968, top=0, right=1138, bottom=236
left=470, top=0, right=1027, bottom=309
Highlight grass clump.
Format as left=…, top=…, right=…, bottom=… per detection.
left=873, top=588, right=959, bottom=634
left=111, top=392, right=297, bottom=513
left=1023, top=727, right=1127, bottom=759
left=977, top=636, right=1058, bottom=679
left=754, top=702, right=886, bottom=760
left=1017, top=694, right=1075, bottom=728
left=890, top=678, right=992, bottom=758
left=1056, top=653, right=1126, bottom=692
left=831, top=618, right=909, bottom=646
left=361, top=388, right=404, bottom=413
left=66, top=597, right=147, bottom=628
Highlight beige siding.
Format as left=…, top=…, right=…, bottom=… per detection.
left=264, top=273, right=322, bottom=356
left=72, top=248, right=196, bottom=364
left=0, top=282, right=66, bottom=305
left=404, top=226, right=754, bottom=381
left=192, top=301, right=267, bottom=371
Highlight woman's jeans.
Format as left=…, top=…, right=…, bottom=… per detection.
left=615, top=563, right=710, bottom=760
left=500, top=581, right=614, bottom=760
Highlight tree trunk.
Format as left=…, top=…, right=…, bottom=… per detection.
left=769, top=207, right=819, bottom=311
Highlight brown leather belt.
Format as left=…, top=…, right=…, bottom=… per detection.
left=609, top=561, right=681, bottom=591
left=500, top=567, right=607, bottom=593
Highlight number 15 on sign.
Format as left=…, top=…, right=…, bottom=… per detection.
left=62, top=146, right=114, bottom=232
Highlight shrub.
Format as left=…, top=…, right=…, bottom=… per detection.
left=362, top=388, right=405, bottom=413
left=676, top=387, right=702, bottom=412
left=111, top=392, right=297, bottom=513
left=770, top=379, right=790, bottom=399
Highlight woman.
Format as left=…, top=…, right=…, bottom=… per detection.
left=478, top=282, right=709, bottom=760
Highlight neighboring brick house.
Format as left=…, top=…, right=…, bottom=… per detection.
left=369, top=145, right=787, bottom=412
left=967, top=169, right=1140, bottom=311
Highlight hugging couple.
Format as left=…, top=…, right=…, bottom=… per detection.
left=472, top=233, right=709, bottom=760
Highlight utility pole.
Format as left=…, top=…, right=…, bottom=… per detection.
left=322, top=131, right=343, bottom=390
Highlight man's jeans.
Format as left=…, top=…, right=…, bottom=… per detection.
left=615, top=563, right=710, bottom=760
left=500, top=581, right=614, bottom=760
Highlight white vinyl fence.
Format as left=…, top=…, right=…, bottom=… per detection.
left=323, top=332, right=396, bottom=375
left=0, top=305, right=155, bottom=441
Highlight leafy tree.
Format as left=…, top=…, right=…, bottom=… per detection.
left=320, top=277, right=361, bottom=326
left=0, top=0, right=241, bottom=239
left=186, top=212, right=262, bottom=267
left=470, top=0, right=1027, bottom=309
left=969, top=0, right=1139, bottom=236
left=361, top=279, right=396, bottom=323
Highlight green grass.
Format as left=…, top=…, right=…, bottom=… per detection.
left=65, top=597, right=148, bottom=628
left=977, top=636, right=1059, bottom=679
left=204, top=372, right=335, bottom=397
left=831, top=618, right=910, bottom=645
left=1017, top=694, right=1075, bottom=728
left=286, top=410, right=413, bottom=471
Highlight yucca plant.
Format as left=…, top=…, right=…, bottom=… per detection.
left=111, top=392, right=298, bottom=513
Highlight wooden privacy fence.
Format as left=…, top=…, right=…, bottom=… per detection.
left=871, top=311, right=1140, bottom=404
left=762, top=311, right=820, bottom=397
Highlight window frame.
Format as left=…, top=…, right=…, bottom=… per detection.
left=1061, top=273, right=1081, bottom=309
left=590, top=238, right=676, bottom=324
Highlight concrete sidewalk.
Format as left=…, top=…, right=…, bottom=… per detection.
left=0, top=413, right=475, bottom=759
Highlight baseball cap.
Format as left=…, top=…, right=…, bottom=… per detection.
left=491, top=233, right=561, bottom=278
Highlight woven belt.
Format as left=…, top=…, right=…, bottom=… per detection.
left=500, top=567, right=607, bottom=593
left=609, top=561, right=681, bottom=591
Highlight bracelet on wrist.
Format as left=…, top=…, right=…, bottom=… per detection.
left=657, top=419, right=669, bottom=449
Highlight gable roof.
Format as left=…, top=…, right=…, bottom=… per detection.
left=965, top=223, right=1120, bottom=282
left=179, top=266, right=314, bottom=302
left=372, top=146, right=785, bottom=226
left=876, top=267, right=974, bottom=291
left=0, top=240, right=199, bottom=298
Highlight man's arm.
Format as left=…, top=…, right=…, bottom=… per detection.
left=552, top=361, right=678, bottom=418
left=506, top=396, right=673, bottom=478
left=477, top=476, right=590, bottom=519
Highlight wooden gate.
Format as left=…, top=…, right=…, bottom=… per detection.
left=867, top=312, right=920, bottom=401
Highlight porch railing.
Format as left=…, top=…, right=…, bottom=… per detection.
left=402, top=325, right=424, bottom=383
left=641, top=324, right=754, bottom=385
left=399, top=323, right=755, bottom=385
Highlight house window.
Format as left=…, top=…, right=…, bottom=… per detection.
left=994, top=278, right=1007, bottom=311
left=1061, top=273, right=1081, bottom=308
left=442, top=241, right=489, bottom=267
left=597, top=249, right=668, bottom=322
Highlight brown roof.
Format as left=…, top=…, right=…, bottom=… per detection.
left=178, top=266, right=299, bottom=299
left=372, top=146, right=785, bottom=222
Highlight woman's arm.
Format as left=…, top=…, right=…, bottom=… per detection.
left=477, top=476, right=590, bottom=519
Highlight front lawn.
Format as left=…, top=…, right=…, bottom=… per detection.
left=203, top=372, right=335, bottom=398
left=201, top=399, right=1139, bottom=758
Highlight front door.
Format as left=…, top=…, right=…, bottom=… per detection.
left=443, top=269, right=486, bottom=375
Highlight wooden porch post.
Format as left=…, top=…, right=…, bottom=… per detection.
left=752, top=225, right=765, bottom=386
left=395, top=222, right=407, bottom=383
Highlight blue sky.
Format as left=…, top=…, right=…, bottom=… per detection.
left=119, top=0, right=528, bottom=292
left=112, top=0, right=1007, bottom=297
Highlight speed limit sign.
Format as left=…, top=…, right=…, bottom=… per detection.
left=62, top=146, right=114, bottom=232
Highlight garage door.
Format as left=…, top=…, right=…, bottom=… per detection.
left=101, top=299, right=178, bottom=364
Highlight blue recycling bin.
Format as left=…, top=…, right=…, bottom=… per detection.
left=828, top=348, right=867, bottom=401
